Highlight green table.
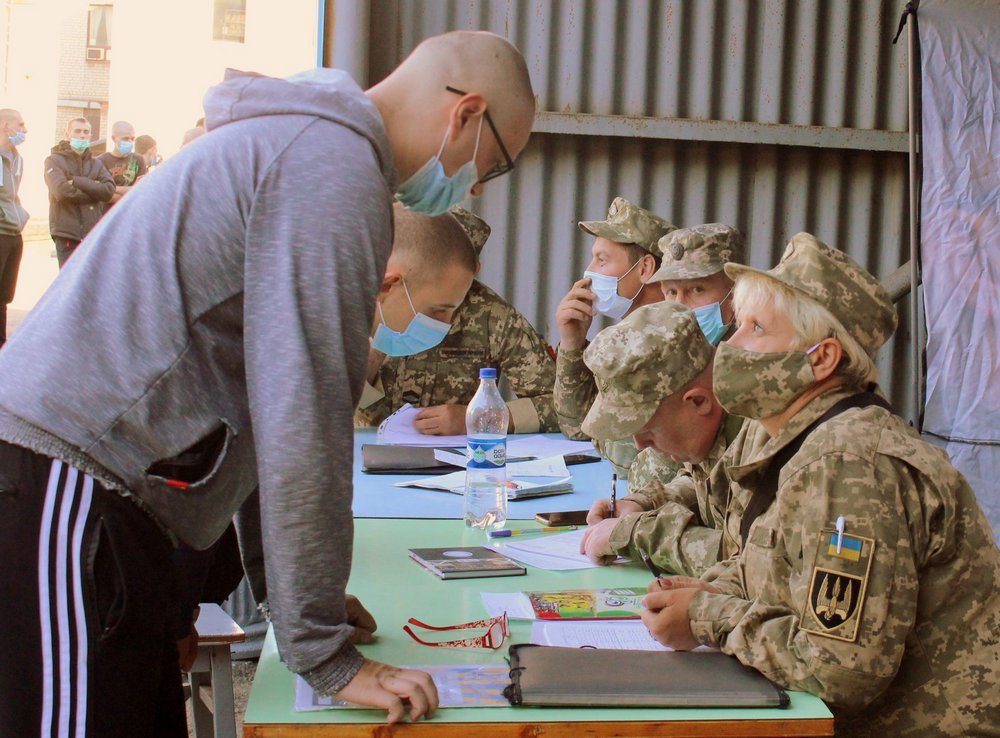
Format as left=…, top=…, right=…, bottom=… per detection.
left=244, top=519, right=834, bottom=737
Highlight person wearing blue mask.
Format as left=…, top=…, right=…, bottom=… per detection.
left=648, top=223, right=744, bottom=346
left=0, top=108, right=28, bottom=348
left=553, top=197, right=676, bottom=450
left=98, top=120, right=148, bottom=207
left=43, top=116, right=115, bottom=267
left=365, top=202, right=476, bottom=375
left=0, top=30, right=534, bottom=734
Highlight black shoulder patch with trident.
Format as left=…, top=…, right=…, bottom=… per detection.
left=800, top=528, right=876, bottom=643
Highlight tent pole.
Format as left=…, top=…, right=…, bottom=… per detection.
left=906, top=4, right=923, bottom=429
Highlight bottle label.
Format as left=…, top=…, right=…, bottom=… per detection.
left=466, top=436, right=506, bottom=469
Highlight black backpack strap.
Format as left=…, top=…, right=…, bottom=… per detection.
left=739, top=392, right=893, bottom=548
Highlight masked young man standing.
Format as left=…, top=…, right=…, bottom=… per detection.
left=0, top=30, right=535, bottom=735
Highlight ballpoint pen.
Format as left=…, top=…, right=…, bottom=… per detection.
left=488, top=526, right=578, bottom=538
left=640, top=551, right=664, bottom=579
left=610, top=473, right=617, bottom=517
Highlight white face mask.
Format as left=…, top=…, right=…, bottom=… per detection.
left=584, top=258, right=644, bottom=320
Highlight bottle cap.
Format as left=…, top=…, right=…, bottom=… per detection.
left=479, top=367, right=497, bottom=380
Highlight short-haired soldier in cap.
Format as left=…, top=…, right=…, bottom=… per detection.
left=553, top=197, right=675, bottom=479
left=357, top=207, right=558, bottom=434
left=588, top=223, right=746, bottom=525
left=576, top=301, right=743, bottom=576
left=644, top=233, right=1000, bottom=737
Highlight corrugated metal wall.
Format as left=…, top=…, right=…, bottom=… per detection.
left=363, top=0, right=916, bottom=419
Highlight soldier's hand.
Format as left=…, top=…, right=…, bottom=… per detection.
left=647, top=576, right=719, bottom=594
left=587, top=497, right=642, bottom=524
left=555, top=278, right=596, bottom=351
left=345, top=594, right=377, bottom=644
left=413, top=404, right=467, bottom=435
left=333, top=659, right=439, bottom=723
left=579, top=518, right=619, bottom=564
left=640, top=587, right=703, bottom=651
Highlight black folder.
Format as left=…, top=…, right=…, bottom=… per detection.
left=503, top=644, right=790, bottom=708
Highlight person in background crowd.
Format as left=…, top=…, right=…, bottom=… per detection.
left=135, top=134, right=161, bottom=169
left=0, top=108, right=28, bottom=348
left=356, top=207, right=559, bottom=434
left=43, top=117, right=115, bottom=267
left=98, top=120, right=148, bottom=206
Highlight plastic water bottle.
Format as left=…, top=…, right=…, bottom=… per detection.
left=464, top=368, right=510, bottom=530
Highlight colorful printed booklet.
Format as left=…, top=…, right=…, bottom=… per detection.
left=482, top=587, right=646, bottom=620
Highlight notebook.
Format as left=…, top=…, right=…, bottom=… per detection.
left=503, top=645, right=790, bottom=708
left=408, top=546, right=527, bottom=580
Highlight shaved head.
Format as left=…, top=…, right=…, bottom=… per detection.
left=391, top=202, right=477, bottom=281
left=368, top=31, right=535, bottom=189
left=111, top=120, right=135, bottom=138
left=0, top=109, right=22, bottom=125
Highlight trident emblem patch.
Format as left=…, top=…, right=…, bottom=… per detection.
left=800, top=529, right=875, bottom=643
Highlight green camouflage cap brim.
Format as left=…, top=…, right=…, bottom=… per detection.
left=724, top=232, right=897, bottom=356
left=581, top=301, right=714, bottom=440
left=448, top=206, right=491, bottom=257
left=650, top=223, right=745, bottom=282
left=578, top=197, right=676, bottom=257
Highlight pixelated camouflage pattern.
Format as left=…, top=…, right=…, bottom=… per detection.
left=626, top=447, right=682, bottom=495
left=577, top=196, right=676, bottom=257
left=581, top=302, right=715, bottom=440
left=553, top=346, right=597, bottom=440
left=650, top=223, right=745, bottom=281
left=448, top=206, right=491, bottom=257
left=608, top=413, right=746, bottom=577
left=354, top=281, right=558, bottom=432
left=712, top=341, right=818, bottom=420
left=725, top=232, right=897, bottom=356
left=687, top=385, right=1000, bottom=737
left=594, top=437, right=640, bottom=478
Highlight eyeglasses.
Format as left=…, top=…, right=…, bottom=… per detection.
left=403, top=613, right=510, bottom=650
left=445, top=86, right=515, bottom=184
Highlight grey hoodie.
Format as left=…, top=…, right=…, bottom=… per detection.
left=0, top=68, right=396, bottom=693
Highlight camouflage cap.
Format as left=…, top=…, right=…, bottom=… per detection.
left=578, top=197, right=676, bottom=257
left=581, top=301, right=714, bottom=440
left=448, top=206, right=491, bottom=257
left=725, top=232, right=897, bottom=356
left=650, top=223, right=745, bottom=282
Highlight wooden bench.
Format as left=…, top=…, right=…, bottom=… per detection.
left=186, top=603, right=246, bottom=738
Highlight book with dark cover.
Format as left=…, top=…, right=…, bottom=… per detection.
left=504, top=645, right=790, bottom=708
left=408, top=546, right=527, bottom=580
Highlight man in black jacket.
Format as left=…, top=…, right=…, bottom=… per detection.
left=44, top=117, right=115, bottom=267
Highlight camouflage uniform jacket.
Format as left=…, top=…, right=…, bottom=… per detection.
left=553, top=347, right=640, bottom=475
left=355, top=281, right=558, bottom=433
left=687, top=385, right=1000, bottom=737
left=608, top=413, right=745, bottom=577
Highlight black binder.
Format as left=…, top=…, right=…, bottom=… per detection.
left=503, top=644, right=790, bottom=708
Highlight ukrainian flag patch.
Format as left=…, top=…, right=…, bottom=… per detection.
left=827, top=533, right=863, bottom=561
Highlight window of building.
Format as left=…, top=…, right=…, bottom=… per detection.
left=213, top=0, right=246, bottom=43
left=87, top=4, right=112, bottom=48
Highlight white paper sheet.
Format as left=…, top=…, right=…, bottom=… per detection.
left=490, top=528, right=626, bottom=570
left=294, top=665, right=510, bottom=711
left=530, top=620, right=670, bottom=651
left=394, top=472, right=573, bottom=499
left=377, top=404, right=467, bottom=447
left=506, top=435, right=595, bottom=457
left=431, top=450, right=570, bottom=478
left=480, top=591, right=537, bottom=620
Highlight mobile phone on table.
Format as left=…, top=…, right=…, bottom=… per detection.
left=534, top=510, right=589, bottom=526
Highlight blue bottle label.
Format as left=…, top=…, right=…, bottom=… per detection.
left=466, top=436, right=506, bottom=469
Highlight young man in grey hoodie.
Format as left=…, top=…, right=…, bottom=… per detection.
left=0, top=30, right=534, bottom=735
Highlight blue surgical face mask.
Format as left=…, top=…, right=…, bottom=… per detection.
left=584, top=258, right=644, bottom=321
left=693, top=301, right=730, bottom=346
left=8, top=131, right=25, bottom=147
left=118, top=140, right=134, bottom=155
left=396, top=117, right=483, bottom=217
left=69, top=138, right=90, bottom=152
left=372, top=279, right=451, bottom=357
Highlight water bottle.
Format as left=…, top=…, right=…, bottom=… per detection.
left=464, top=367, right=510, bottom=530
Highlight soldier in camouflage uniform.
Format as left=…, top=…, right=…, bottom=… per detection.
left=553, top=197, right=676, bottom=478
left=609, top=223, right=746, bottom=498
left=644, top=233, right=1000, bottom=737
left=575, top=301, right=744, bottom=576
left=356, top=207, right=558, bottom=434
